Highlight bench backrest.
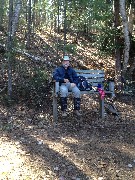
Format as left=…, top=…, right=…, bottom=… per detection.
left=53, top=69, right=105, bottom=95
left=75, top=69, right=105, bottom=89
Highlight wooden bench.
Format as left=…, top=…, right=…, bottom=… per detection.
left=53, top=69, right=114, bottom=121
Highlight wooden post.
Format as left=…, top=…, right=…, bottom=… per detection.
left=53, top=81, right=59, bottom=122
left=108, top=80, right=115, bottom=98
left=99, top=97, right=104, bottom=118
left=53, top=95, right=58, bottom=122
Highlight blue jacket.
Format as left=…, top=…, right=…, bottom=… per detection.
left=53, top=66, right=78, bottom=85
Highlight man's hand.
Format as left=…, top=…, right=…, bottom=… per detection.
left=70, top=83, right=76, bottom=88
left=64, top=79, right=69, bottom=83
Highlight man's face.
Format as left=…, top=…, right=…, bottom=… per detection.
left=63, top=60, right=70, bottom=69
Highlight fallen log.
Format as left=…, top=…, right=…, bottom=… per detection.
left=0, top=43, right=54, bottom=67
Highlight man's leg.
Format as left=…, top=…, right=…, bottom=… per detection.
left=60, top=84, right=68, bottom=117
left=71, top=86, right=82, bottom=116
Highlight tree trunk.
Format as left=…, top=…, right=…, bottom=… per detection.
left=0, top=0, right=5, bottom=26
left=119, top=0, right=130, bottom=77
left=26, top=0, right=32, bottom=49
left=57, top=0, right=60, bottom=34
left=63, top=0, right=67, bottom=55
left=7, top=0, right=14, bottom=99
left=7, top=0, right=22, bottom=99
left=12, top=0, right=22, bottom=36
left=32, top=0, right=36, bottom=33
left=128, top=3, right=135, bottom=34
left=114, top=0, right=122, bottom=91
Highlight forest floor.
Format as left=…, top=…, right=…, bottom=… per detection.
left=0, top=94, right=135, bottom=180
left=0, top=30, right=135, bottom=180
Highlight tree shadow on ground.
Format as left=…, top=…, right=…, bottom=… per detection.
left=0, top=92, right=135, bottom=179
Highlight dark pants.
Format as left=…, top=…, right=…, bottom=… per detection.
left=60, top=83, right=81, bottom=111
left=60, top=97, right=81, bottom=111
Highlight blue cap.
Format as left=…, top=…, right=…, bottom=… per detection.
left=63, top=55, right=70, bottom=61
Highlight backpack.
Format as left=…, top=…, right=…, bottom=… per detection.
left=77, top=76, right=92, bottom=91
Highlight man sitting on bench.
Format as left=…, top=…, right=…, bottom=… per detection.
left=53, top=55, right=82, bottom=117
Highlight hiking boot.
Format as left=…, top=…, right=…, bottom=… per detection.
left=62, top=111, right=67, bottom=117
left=74, top=110, right=82, bottom=116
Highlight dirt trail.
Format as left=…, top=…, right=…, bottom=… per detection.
left=0, top=94, right=135, bottom=180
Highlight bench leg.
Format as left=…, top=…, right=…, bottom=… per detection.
left=99, top=97, right=104, bottom=118
left=53, top=95, right=58, bottom=123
